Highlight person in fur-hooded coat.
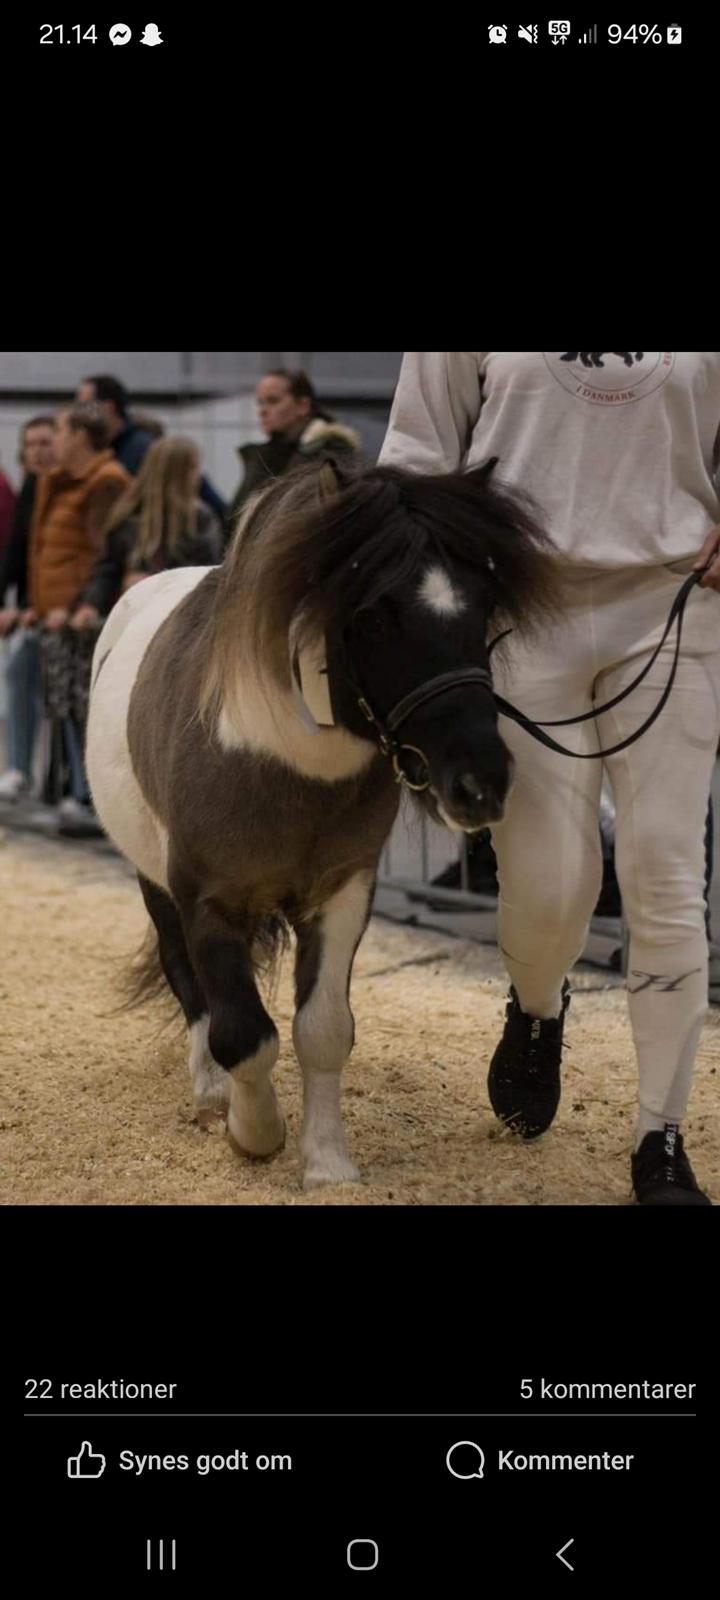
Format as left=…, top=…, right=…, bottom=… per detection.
left=226, top=367, right=362, bottom=539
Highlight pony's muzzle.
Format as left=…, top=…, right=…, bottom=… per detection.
left=438, top=746, right=515, bottom=830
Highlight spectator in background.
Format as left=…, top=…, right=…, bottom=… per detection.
left=28, top=402, right=129, bottom=827
left=76, top=374, right=227, bottom=524
left=227, top=368, right=363, bottom=536
left=128, top=411, right=165, bottom=441
left=0, top=458, right=17, bottom=565
left=0, top=415, right=56, bottom=611
left=0, top=416, right=56, bottom=800
left=72, top=437, right=222, bottom=628
left=76, top=375, right=155, bottom=475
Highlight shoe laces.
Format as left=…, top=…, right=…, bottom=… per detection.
left=505, top=984, right=571, bottom=1070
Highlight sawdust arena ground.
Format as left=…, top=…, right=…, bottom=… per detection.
left=2, top=831, right=718, bottom=1206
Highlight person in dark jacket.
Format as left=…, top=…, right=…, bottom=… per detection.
left=76, top=374, right=228, bottom=524
left=71, top=436, right=222, bottom=629
left=227, top=368, right=363, bottom=539
left=0, top=416, right=56, bottom=800
left=0, top=462, right=17, bottom=566
left=0, top=416, right=56, bottom=614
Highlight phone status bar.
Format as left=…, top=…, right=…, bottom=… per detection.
left=483, top=22, right=685, bottom=46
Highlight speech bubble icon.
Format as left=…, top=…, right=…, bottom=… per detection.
left=446, top=1441, right=485, bottom=1480
left=109, top=23, right=132, bottom=44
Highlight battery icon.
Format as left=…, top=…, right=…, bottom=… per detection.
left=667, top=24, right=682, bottom=42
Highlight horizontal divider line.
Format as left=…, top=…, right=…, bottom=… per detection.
left=25, top=1411, right=697, bottom=1419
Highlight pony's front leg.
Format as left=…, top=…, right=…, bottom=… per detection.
left=293, top=872, right=375, bottom=1190
left=183, top=897, right=285, bottom=1158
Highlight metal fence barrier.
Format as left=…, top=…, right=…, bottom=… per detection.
left=374, top=798, right=629, bottom=976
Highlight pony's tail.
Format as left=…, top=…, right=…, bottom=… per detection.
left=109, top=914, right=290, bottom=1020
left=252, top=914, right=292, bottom=1011
left=110, top=922, right=180, bottom=1018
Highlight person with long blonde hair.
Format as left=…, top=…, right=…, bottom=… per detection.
left=71, top=436, right=222, bottom=626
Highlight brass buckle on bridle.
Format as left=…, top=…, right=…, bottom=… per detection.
left=392, top=743, right=431, bottom=792
left=357, top=694, right=430, bottom=789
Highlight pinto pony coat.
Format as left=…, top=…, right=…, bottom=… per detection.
left=86, top=460, right=557, bottom=1189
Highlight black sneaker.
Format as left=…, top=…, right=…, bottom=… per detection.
left=487, top=981, right=571, bottom=1139
left=631, top=1126, right=711, bottom=1206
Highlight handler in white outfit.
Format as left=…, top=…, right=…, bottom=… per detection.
left=380, top=352, right=720, bottom=1205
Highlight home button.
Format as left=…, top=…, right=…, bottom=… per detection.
left=347, top=1539, right=379, bottom=1571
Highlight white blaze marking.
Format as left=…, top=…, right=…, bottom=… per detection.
left=418, top=565, right=466, bottom=616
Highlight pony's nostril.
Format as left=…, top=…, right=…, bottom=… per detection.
left=452, top=772, right=486, bottom=804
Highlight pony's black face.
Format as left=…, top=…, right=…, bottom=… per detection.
left=329, top=553, right=514, bottom=832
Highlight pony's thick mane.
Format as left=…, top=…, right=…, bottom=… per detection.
left=199, top=458, right=560, bottom=728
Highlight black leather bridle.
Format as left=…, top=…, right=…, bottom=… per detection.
left=343, top=564, right=711, bottom=790
left=354, top=667, right=495, bottom=791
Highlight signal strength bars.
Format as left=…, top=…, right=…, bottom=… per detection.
left=578, top=24, right=598, bottom=43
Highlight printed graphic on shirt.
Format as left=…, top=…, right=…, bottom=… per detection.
left=544, top=352, right=675, bottom=405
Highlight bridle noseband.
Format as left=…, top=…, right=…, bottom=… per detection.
left=342, top=564, right=710, bottom=787
left=355, top=667, right=495, bottom=790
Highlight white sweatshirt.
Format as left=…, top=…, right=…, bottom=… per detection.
left=379, top=352, right=720, bottom=569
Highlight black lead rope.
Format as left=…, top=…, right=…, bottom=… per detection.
left=489, top=565, right=711, bottom=761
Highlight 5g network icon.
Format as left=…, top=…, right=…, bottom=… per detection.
left=549, top=20, right=571, bottom=38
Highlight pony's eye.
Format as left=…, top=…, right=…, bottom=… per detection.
left=354, top=608, right=385, bottom=636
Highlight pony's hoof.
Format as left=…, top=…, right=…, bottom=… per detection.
left=195, top=1108, right=228, bottom=1134
left=227, top=1116, right=286, bottom=1161
left=302, top=1156, right=361, bottom=1191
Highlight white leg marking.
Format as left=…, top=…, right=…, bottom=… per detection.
left=293, top=873, right=372, bottom=1190
left=227, top=1032, right=285, bottom=1158
left=189, top=1016, right=230, bottom=1128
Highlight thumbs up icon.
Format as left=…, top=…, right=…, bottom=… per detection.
left=67, top=1441, right=106, bottom=1479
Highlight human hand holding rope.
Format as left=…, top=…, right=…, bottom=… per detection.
left=45, top=607, right=70, bottom=631
left=693, top=523, right=720, bottom=590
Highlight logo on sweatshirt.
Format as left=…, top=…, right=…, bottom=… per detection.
left=544, top=352, right=675, bottom=404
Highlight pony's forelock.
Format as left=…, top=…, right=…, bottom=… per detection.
left=199, top=459, right=560, bottom=733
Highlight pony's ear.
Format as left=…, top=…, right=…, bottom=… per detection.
left=463, top=456, right=500, bottom=493
left=318, top=459, right=341, bottom=500
left=318, top=455, right=358, bottom=498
